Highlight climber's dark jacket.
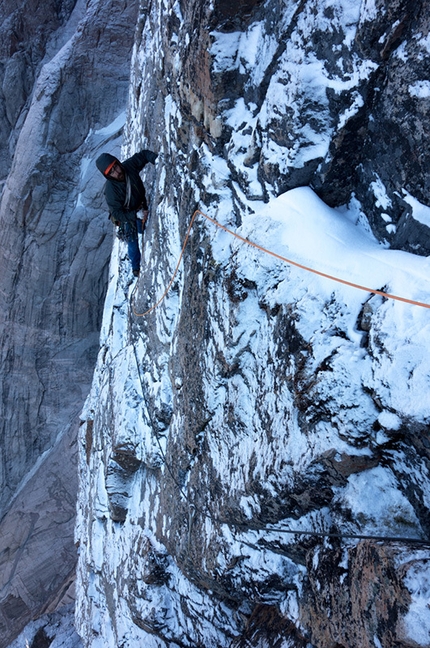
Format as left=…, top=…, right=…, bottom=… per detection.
left=96, top=150, right=157, bottom=225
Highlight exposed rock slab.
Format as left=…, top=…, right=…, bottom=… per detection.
left=75, top=1, right=430, bottom=647
left=0, top=0, right=138, bottom=644
left=0, top=422, right=78, bottom=648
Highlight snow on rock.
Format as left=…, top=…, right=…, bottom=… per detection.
left=75, top=1, right=430, bottom=647
left=6, top=605, right=82, bottom=648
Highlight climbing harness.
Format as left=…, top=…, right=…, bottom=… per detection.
left=131, top=209, right=430, bottom=317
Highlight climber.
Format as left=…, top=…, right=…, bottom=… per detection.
left=96, top=149, right=158, bottom=277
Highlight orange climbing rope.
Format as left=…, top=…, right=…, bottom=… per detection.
left=131, top=209, right=430, bottom=317
left=131, top=209, right=200, bottom=317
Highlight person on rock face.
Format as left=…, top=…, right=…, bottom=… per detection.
left=96, top=149, right=157, bottom=277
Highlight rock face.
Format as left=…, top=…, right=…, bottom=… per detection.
left=0, top=0, right=138, bottom=645
left=75, top=1, right=430, bottom=647
left=7, top=603, right=82, bottom=648
left=2, top=0, right=430, bottom=646
left=0, top=423, right=79, bottom=647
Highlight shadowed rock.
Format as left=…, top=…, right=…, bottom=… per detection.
left=0, top=0, right=138, bottom=644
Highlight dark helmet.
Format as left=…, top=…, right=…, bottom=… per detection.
left=96, top=152, right=119, bottom=176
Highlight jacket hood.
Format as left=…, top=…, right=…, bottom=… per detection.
left=96, top=153, right=119, bottom=176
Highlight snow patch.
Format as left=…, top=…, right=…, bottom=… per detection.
left=402, top=559, right=430, bottom=645
left=417, top=32, right=430, bottom=54
left=409, top=80, right=430, bottom=98
left=359, top=0, right=379, bottom=23
left=370, top=175, right=392, bottom=210
left=94, top=111, right=126, bottom=138
left=402, top=189, right=430, bottom=228
left=337, top=467, right=421, bottom=536
left=338, top=91, right=364, bottom=129
left=377, top=411, right=401, bottom=430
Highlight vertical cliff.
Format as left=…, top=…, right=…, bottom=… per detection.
left=75, top=1, right=430, bottom=647
left=0, top=1, right=138, bottom=645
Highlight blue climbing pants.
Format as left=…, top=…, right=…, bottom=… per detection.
left=127, top=219, right=143, bottom=272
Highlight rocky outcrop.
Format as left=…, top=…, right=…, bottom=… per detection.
left=75, top=1, right=430, bottom=647
left=2, top=0, right=429, bottom=645
left=0, top=0, right=138, bottom=645
left=314, top=0, right=430, bottom=254
left=302, top=541, right=428, bottom=648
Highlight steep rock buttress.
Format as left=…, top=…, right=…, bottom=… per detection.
left=75, top=0, right=429, bottom=646
left=0, top=0, right=138, bottom=645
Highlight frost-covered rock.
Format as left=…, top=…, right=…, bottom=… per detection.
left=76, top=1, right=430, bottom=647
left=0, top=0, right=138, bottom=645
